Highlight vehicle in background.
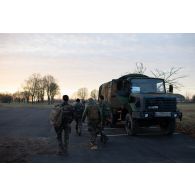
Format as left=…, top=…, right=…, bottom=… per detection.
left=99, top=74, right=182, bottom=135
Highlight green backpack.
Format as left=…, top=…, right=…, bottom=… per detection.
left=75, top=103, right=84, bottom=117
left=87, top=105, right=100, bottom=121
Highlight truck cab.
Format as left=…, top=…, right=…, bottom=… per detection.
left=99, top=74, right=182, bottom=135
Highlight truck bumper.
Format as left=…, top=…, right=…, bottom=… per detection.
left=132, top=111, right=182, bottom=120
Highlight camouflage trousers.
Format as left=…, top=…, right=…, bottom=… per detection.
left=88, top=121, right=101, bottom=145
left=55, top=123, right=71, bottom=149
left=75, top=117, right=82, bottom=134
left=102, top=115, right=111, bottom=128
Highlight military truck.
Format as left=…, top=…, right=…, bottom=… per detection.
left=99, top=74, right=182, bottom=135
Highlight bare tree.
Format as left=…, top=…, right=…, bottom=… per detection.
left=22, top=73, right=59, bottom=104
left=121, top=62, right=147, bottom=77
left=134, top=62, right=147, bottom=74
left=23, top=73, right=42, bottom=103
left=23, top=81, right=32, bottom=103
left=90, top=89, right=99, bottom=100
left=185, top=91, right=191, bottom=102
left=77, top=88, right=88, bottom=100
left=38, top=78, right=46, bottom=103
left=50, top=82, right=60, bottom=104
left=192, top=95, right=195, bottom=103
left=44, top=75, right=60, bottom=104
left=33, top=74, right=43, bottom=103
left=151, top=66, right=186, bottom=91
left=71, top=91, right=78, bottom=100
left=22, top=90, right=31, bottom=103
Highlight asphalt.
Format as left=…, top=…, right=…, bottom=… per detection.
left=0, top=107, right=195, bottom=163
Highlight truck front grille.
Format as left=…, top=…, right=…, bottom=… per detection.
left=145, top=97, right=176, bottom=112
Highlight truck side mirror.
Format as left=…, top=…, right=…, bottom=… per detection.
left=169, top=85, right=173, bottom=93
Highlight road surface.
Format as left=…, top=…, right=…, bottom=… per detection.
left=0, top=107, right=195, bottom=163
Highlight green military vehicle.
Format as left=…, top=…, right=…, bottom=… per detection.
left=99, top=74, right=182, bottom=135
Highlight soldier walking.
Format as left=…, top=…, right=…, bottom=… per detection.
left=74, top=98, right=84, bottom=136
left=54, top=95, right=74, bottom=154
left=82, top=98, right=102, bottom=150
left=99, top=95, right=110, bottom=143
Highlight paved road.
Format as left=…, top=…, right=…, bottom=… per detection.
left=0, top=107, right=195, bottom=163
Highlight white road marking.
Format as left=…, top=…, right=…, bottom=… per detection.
left=149, top=126, right=158, bottom=129
left=97, top=134, right=128, bottom=137
left=104, top=128, right=123, bottom=130
left=173, top=132, right=181, bottom=135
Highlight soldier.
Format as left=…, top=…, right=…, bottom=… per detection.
left=82, top=98, right=102, bottom=150
left=99, top=95, right=110, bottom=143
left=54, top=95, right=74, bottom=154
left=74, top=98, right=84, bottom=136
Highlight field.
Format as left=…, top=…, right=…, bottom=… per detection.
left=177, top=103, right=195, bottom=137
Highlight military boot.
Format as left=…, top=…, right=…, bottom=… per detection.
left=100, top=133, right=109, bottom=144
left=90, top=144, right=98, bottom=150
left=76, top=125, right=79, bottom=135
left=63, top=139, right=69, bottom=153
left=58, top=143, right=64, bottom=155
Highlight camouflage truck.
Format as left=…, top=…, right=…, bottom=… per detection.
left=99, top=74, right=182, bottom=135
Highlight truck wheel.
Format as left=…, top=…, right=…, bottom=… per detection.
left=160, top=119, right=175, bottom=135
left=111, top=113, right=117, bottom=127
left=125, top=114, right=138, bottom=136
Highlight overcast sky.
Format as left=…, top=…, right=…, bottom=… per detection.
left=0, top=33, right=195, bottom=97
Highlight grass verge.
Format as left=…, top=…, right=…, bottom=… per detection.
left=177, top=103, right=195, bottom=137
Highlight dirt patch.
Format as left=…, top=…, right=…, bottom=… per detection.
left=0, top=137, right=56, bottom=163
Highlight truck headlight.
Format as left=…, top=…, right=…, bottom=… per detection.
left=145, top=113, right=149, bottom=118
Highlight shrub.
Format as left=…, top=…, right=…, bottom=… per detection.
left=0, top=93, right=13, bottom=103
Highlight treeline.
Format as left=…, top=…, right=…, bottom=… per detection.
left=0, top=73, right=60, bottom=104
left=22, top=73, right=60, bottom=104
left=0, top=93, right=13, bottom=103
left=71, top=88, right=99, bottom=100
left=0, top=73, right=100, bottom=104
left=185, top=95, right=195, bottom=103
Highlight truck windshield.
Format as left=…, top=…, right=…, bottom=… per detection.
left=130, top=79, right=165, bottom=94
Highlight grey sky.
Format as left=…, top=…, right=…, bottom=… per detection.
left=0, top=33, right=195, bottom=97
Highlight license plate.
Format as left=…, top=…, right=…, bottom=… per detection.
left=155, top=112, right=171, bottom=117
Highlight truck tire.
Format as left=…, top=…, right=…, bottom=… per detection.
left=125, top=113, right=138, bottom=136
left=160, top=119, right=175, bottom=135
left=111, top=113, right=117, bottom=127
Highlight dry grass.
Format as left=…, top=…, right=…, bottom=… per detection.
left=177, top=103, right=195, bottom=137
left=0, top=137, right=56, bottom=162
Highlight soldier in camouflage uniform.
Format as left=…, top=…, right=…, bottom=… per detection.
left=98, top=95, right=110, bottom=143
left=82, top=98, right=102, bottom=150
left=54, top=95, right=74, bottom=154
left=74, top=98, right=84, bottom=136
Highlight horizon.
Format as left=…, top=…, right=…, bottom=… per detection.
left=0, top=33, right=195, bottom=98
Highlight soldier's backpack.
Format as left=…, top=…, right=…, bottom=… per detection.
left=62, top=104, right=74, bottom=123
left=50, top=105, right=63, bottom=128
left=74, top=103, right=84, bottom=117
left=87, top=105, right=100, bottom=121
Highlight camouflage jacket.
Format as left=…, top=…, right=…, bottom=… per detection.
left=82, top=102, right=102, bottom=123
